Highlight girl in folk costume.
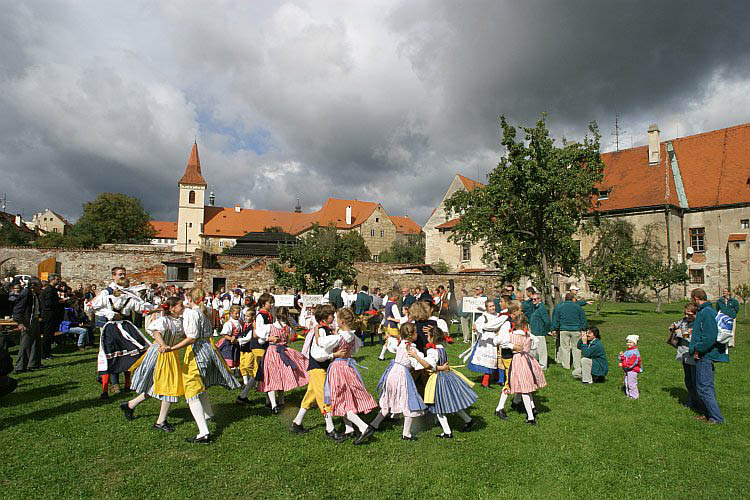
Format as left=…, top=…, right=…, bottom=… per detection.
left=235, top=294, right=274, bottom=405
left=323, top=308, right=379, bottom=445
left=369, top=323, right=429, bottom=441
left=290, top=304, right=347, bottom=441
left=419, top=327, right=477, bottom=438
left=378, top=290, right=403, bottom=361
left=92, top=276, right=153, bottom=399
left=257, top=307, right=309, bottom=414
left=618, top=335, right=642, bottom=400
left=217, top=305, right=243, bottom=369
left=236, top=305, right=256, bottom=388
left=122, top=297, right=214, bottom=443
left=498, top=310, right=546, bottom=425
left=465, top=299, right=510, bottom=388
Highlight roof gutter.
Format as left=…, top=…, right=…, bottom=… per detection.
left=666, top=141, right=689, bottom=209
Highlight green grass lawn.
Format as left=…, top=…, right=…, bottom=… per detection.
left=1, top=302, right=748, bottom=499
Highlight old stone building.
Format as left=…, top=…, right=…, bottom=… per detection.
left=424, top=123, right=750, bottom=297
left=30, top=209, right=71, bottom=235
left=151, top=143, right=421, bottom=258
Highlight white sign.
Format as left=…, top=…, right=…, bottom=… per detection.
left=300, top=294, right=324, bottom=306
left=462, top=296, right=487, bottom=314
left=273, top=294, right=295, bottom=307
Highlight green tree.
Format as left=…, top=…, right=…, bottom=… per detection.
left=271, top=224, right=358, bottom=293
left=445, top=114, right=604, bottom=309
left=583, top=219, right=649, bottom=316
left=734, top=283, right=750, bottom=319
left=0, top=222, right=32, bottom=246
left=71, top=193, right=155, bottom=245
left=431, top=260, right=450, bottom=274
left=340, top=230, right=371, bottom=261
left=639, top=223, right=689, bottom=312
left=379, top=236, right=425, bottom=264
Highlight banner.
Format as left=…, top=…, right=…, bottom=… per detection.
left=272, top=294, right=295, bottom=307
left=300, top=294, right=324, bottom=306
left=462, top=296, right=487, bottom=314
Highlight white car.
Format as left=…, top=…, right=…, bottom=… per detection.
left=13, top=274, right=33, bottom=285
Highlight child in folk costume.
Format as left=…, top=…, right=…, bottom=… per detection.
left=369, top=323, right=429, bottom=441
left=465, top=299, right=509, bottom=388
left=499, top=311, right=546, bottom=425
left=122, top=297, right=214, bottom=443
left=217, top=305, right=243, bottom=369
left=257, top=306, right=309, bottom=413
left=419, top=327, right=477, bottom=438
left=290, top=304, right=347, bottom=441
left=618, top=335, right=642, bottom=400
left=92, top=276, right=153, bottom=399
left=323, top=308, right=379, bottom=445
left=378, top=291, right=403, bottom=361
left=236, top=294, right=274, bottom=405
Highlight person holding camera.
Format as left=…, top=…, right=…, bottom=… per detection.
left=577, top=326, right=608, bottom=384
left=670, top=303, right=699, bottom=410
left=13, top=278, right=43, bottom=373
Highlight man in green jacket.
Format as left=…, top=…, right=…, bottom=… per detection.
left=716, top=288, right=739, bottom=348
left=690, top=288, right=728, bottom=424
left=326, top=280, right=344, bottom=309
left=552, top=292, right=587, bottom=378
left=521, top=287, right=535, bottom=319
left=529, top=293, right=551, bottom=370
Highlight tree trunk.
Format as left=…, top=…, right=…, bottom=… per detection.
left=540, top=248, right=555, bottom=313
left=655, top=291, right=662, bottom=313
left=745, top=301, right=747, bottom=320
left=596, top=295, right=604, bottom=317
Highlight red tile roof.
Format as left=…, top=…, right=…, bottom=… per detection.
left=390, top=215, right=422, bottom=235
left=435, top=218, right=461, bottom=230
left=151, top=221, right=178, bottom=239
left=457, top=174, right=483, bottom=191
left=179, top=142, right=207, bottom=186
left=597, top=123, right=750, bottom=212
left=728, top=233, right=747, bottom=242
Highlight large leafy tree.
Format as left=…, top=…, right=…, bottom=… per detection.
left=0, top=222, right=32, bottom=246
left=640, top=223, right=688, bottom=312
left=445, top=114, right=604, bottom=308
left=71, top=193, right=155, bottom=245
left=340, top=230, right=371, bottom=261
left=271, top=224, right=359, bottom=293
left=379, top=236, right=425, bottom=264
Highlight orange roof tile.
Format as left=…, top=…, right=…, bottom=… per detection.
left=457, top=174, right=483, bottom=191
left=179, top=142, right=207, bottom=186
left=728, top=233, right=747, bottom=242
left=390, top=215, right=422, bottom=235
left=435, top=218, right=461, bottom=230
left=151, top=221, right=178, bottom=239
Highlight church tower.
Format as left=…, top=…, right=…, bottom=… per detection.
left=176, top=142, right=206, bottom=252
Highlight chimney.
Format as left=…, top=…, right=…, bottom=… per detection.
left=648, top=124, right=660, bottom=164
left=14, top=214, right=21, bottom=226
left=345, top=206, right=352, bottom=225
left=234, top=204, right=241, bottom=213
left=209, top=188, right=215, bottom=206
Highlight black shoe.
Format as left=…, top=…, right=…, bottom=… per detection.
left=120, top=402, right=135, bottom=421
left=271, top=406, right=280, bottom=414
left=532, top=408, right=538, bottom=417
left=99, top=392, right=109, bottom=400
left=401, top=435, right=417, bottom=441
left=325, top=430, right=346, bottom=442
left=289, top=422, right=309, bottom=434
left=353, top=425, right=375, bottom=445
left=437, top=432, right=453, bottom=439
left=152, top=421, right=175, bottom=433
left=461, top=419, right=476, bottom=432
left=525, top=418, right=537, bottom=425
left=235, top=397, right=251, bottom=405
left=495, top=409, right=508, bottom=420
left=185, top=434, right=211, bottom=444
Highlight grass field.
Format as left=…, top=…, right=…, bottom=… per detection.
left=1, top=302, right=748, bottom=499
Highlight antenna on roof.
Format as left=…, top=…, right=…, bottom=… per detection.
left=611, top=113, right=626, bottom=151
left=1, top=193, right=6, bottom=212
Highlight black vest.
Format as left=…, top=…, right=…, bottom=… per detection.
left=307, top=324, right=333, bottom=371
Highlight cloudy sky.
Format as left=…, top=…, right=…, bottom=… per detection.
left=2, top=1, right=750, bottom=225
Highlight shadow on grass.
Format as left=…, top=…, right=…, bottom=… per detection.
left=1, top=381, right=80, bottom=409
left=0, top=386, right=111, bottom=430
left=662, top=386, right=689, bottom=405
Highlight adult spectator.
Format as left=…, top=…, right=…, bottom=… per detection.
left=670, top=303, right=699, bottom=410
left=715, top=287, right=739, bottom=348
left=690, top=288, right=728, bottom=424
left=371, top=288, right=384, bottom=310
left=552, top=292, right=587, bottom=378
left=570, top=285, right=589, bottom=306
left=529, top=293, right=552, bottom=370
left=417, top=286, right=433, bottom=303
left=504, top=283, right=517, bottom=300
left=521, top=287, right=535, bottom=319
left=324, top=279, right=345, bottom=309
left=578, top=326, right=608, bottom=384
left=41, top=273, right=65, bottom=359
left=61, top=298, right=94, bottom=350
left=13, top=278, right=43, bottom=373
left=0, top=282, right=10, bottom=318
left=400, top=287, right=416, bottom=309
left=457, top=288, right=472, bottom=343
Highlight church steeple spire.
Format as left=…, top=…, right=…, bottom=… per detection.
left=179, top=142, right=207, bottom=186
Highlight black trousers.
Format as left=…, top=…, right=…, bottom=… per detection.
left=41, top=316, right=56, bottom=357
left=15, top=330, right=42, bottom=371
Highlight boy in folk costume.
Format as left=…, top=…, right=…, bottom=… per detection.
left=92, top=267, right=153, bottom=400
left=289, top=304, right=347, bottom=441
left=378, top=290, right=402, bottom=361
left=217, top=305, right=243, bottom=369
left=236, top=294, right=274, bottom=405
left=465, top=299, right=509, bottom=388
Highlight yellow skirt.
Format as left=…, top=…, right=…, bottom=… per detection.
left=424, top=368, right=475, bottom=404
left=239, top=349, right=265, bottom=377
left=182, top=345, right=205, bottom=401
left=385, top=327, right=400, bottom=338
left=153, top=350, right=185, bottom=398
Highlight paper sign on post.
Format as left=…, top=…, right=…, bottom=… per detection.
left=462, top=296, right=487, bottom=314
left=300, top=294, right=324, bottom=306
left=273, top=294, right=295, bottom=307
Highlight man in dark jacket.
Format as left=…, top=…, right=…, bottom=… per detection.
left=40, top=274, right=64, bottom=359
left=690, top=288, right=728, bottom=424
left=552, top=292, right=587, bottom=378
left=13, top=278, right=43, bottom=372
left=326, top=279, right=344, bottom=309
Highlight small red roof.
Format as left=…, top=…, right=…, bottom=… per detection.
left=179, top=142, right=207, bottom=186
left=728, top=233, right=747, bottom=242
left=435, top=218, right=461, bottom=230
left=390, top=215, right=422, bottom=235
left=457, top=174, right=483, bottom=191
left=150, top=221, right=178, bottom=239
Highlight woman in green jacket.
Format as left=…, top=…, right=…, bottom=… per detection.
left=577, top=326, right=608, bottom=384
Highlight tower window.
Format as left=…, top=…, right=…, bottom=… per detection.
left=189, top=190, right=196, bottom=204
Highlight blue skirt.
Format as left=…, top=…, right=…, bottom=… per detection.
left=428, top=371, right=478, bottom=414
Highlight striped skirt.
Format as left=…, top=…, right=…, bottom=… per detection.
left=376, top=361, right=426, bottom=417
left=509, top=352, right=547, bottom=394
left=324, top=358, right=378, bottom=416
left=424, top=369, right=478, bottom=414
left=257, top=344, right=309, bottom=392
left=191, top=339, right=242, bottom=391
left=130, top=344, right=183, bottom=403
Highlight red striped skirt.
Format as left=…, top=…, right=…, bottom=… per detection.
left=325, top=358, right=378, bottom=416
left=257, top=344, right=309, bottom=392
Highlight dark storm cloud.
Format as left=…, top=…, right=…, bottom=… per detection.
left=1, top=1, right=750, bottom=226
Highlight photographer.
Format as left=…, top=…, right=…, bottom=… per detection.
left=13, top=278, right=43, bottom=373
left=577, top=326, right=608, bottom=384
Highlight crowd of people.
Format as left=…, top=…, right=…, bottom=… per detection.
left=0, top=269, right=736, bottom=440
